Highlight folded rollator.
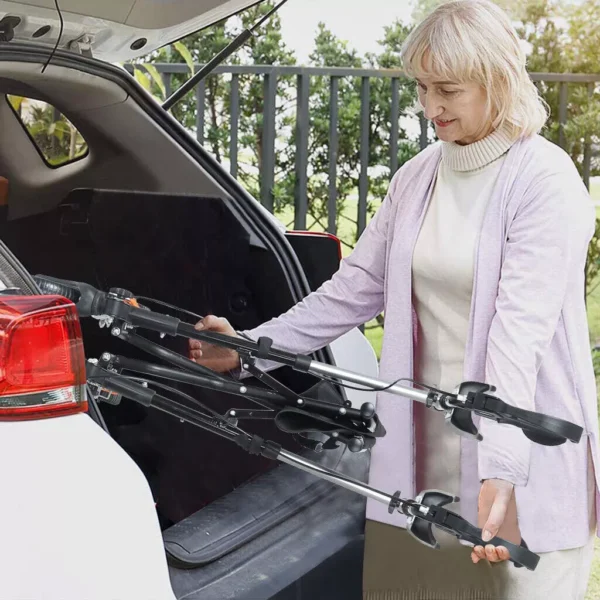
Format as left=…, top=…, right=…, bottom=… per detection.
left=35, top=275, right=586, bottom=571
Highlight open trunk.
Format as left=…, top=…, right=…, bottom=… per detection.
left=0, top=187, right=334, bottom=525
left=0, top=187, right=368, bottom=599
left=0, top=45, right=375, bottom=597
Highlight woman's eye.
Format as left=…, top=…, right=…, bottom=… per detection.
left=441, top=89, right=459, bottom=96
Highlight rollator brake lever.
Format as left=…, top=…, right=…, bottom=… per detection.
left=446, top=382, right=583, bottom=446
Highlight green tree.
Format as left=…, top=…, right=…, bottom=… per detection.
left=511, top=0, right=600, bottom=174
left=235, top=2, right=297, bottom=203
left=508, top=0, right=600, bottom=296
left=409, top=0, right=600, bottom=180
left=301, top=22, right=420, bottom=245
left=366, top=20, right=421, bottom=210
left=409, top=0, right=600, bottom=298
left=132, top=2, right=297, bottom=205
left=131, top=25, right=233, bottom=162
left=302, top=23, right=365, bottom=243
left=7, top=96, right=86, bottom=165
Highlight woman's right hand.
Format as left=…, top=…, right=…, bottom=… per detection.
left=188, top=315, right=241, bottom=373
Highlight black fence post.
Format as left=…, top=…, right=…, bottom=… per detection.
left=558, top=81, right=568, bottom=150
left=390, top=77, right=400, bottom=176
left=294, top=73, right=310, bottom=230
left=261, top=72, right=277, bottom=212
left=229, top=74, right=240, bottom=179
left=195, top=79, right=205, bottom=145
left=328, top=76, right=339, bottom=235
left=357, top=76, right=370, bottom=239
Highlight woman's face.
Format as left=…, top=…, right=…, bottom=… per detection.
left=416, top=76, right=493, bottom=145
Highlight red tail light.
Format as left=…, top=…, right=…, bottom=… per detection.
left=0, top=295, right=87, bottom=420
left=286, top=231, right=343, bottom=260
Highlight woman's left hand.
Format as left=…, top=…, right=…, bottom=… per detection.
left=471, top=478, right=521, bottom=565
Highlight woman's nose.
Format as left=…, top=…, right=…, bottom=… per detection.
left=423, top=95, right=444, bottom=120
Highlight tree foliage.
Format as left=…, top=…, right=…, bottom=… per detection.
left=14, top=0, right=599, bottom=294
left=7, top=96, right=87, bottom=166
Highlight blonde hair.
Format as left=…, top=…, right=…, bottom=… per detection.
left=400, top=0, right=549, bottom=138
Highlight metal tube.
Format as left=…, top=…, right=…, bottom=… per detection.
left=308, top=361, right=431, bottom=404
left=148, top=64, right=600, bottom=83
left=150, top=396, right=240, bottom=444
left=162, top=30, right=252, bottom=111
left=178, top=323, right=430, bottom=404
left=277, top=449, right=394, bottom=505
left=113, top=355, right=280, bottom=403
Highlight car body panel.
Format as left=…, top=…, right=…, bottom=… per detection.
left=0, top=0, right=261, bottom=62
left=0, top=413, right=176, bottom=599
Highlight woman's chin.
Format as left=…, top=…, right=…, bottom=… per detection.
left=435, top=128, right=458, bottom=142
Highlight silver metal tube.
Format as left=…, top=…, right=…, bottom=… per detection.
left=308, top=361, right=431, bottom=405
left=277, top=449, right=394, bottom=506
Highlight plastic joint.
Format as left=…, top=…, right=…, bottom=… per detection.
left=387, top=490, right=402, bottom=514
left=256, top=337, right=273, bottom=359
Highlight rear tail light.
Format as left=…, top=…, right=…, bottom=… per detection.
left=0, top=295, right=87, bottom=420
left=287, top=231, right=343, bottom=260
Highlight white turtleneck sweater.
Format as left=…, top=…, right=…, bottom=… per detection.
left=411, top=124, right=516, bottom=501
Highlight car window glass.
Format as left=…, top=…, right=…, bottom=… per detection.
left=6, top=95, right=88, bottom=167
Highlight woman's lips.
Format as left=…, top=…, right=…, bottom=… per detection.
left=435, top=119, right=456, bottom=127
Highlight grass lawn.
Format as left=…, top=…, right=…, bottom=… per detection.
left=591, top=179, right=600, bottom=204
left=278, top=180, right=600, bottom=597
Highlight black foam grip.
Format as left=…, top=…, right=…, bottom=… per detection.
left=34, top=275, right=79, bottom=301
left=441, top=511, right=540, bottom=571
left=482, top=395, right=583, bottom=444
left=293, top=354, right=312, bottom=372
left=488, top=536, right=538, bottom=571
left=512, top=538, right=530, bottom=569
left=522, top=427, right=566, bottom=446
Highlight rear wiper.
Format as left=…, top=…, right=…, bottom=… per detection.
left=162, top=0, right=290, bottom=111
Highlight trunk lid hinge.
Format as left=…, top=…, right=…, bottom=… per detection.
left=68, top=34, right=94, bottom=58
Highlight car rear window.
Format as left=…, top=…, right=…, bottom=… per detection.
left=6, top=95, right=88, bottom=168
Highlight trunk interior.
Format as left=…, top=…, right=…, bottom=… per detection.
left=0, top=53, right=371, bottom=597
left=0, top=187, right=322, bottom=529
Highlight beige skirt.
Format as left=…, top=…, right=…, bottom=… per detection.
left=363, top=521, right=502, bottom=600
left=362, top=444, right=597, bottom=600
left=362, top=520, right=596, bottom=600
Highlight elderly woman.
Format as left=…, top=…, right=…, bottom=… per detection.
left=189, top=0, right=599, bottom=597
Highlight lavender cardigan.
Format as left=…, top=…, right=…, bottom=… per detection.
left=245, top=134, right=599, bottom=552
